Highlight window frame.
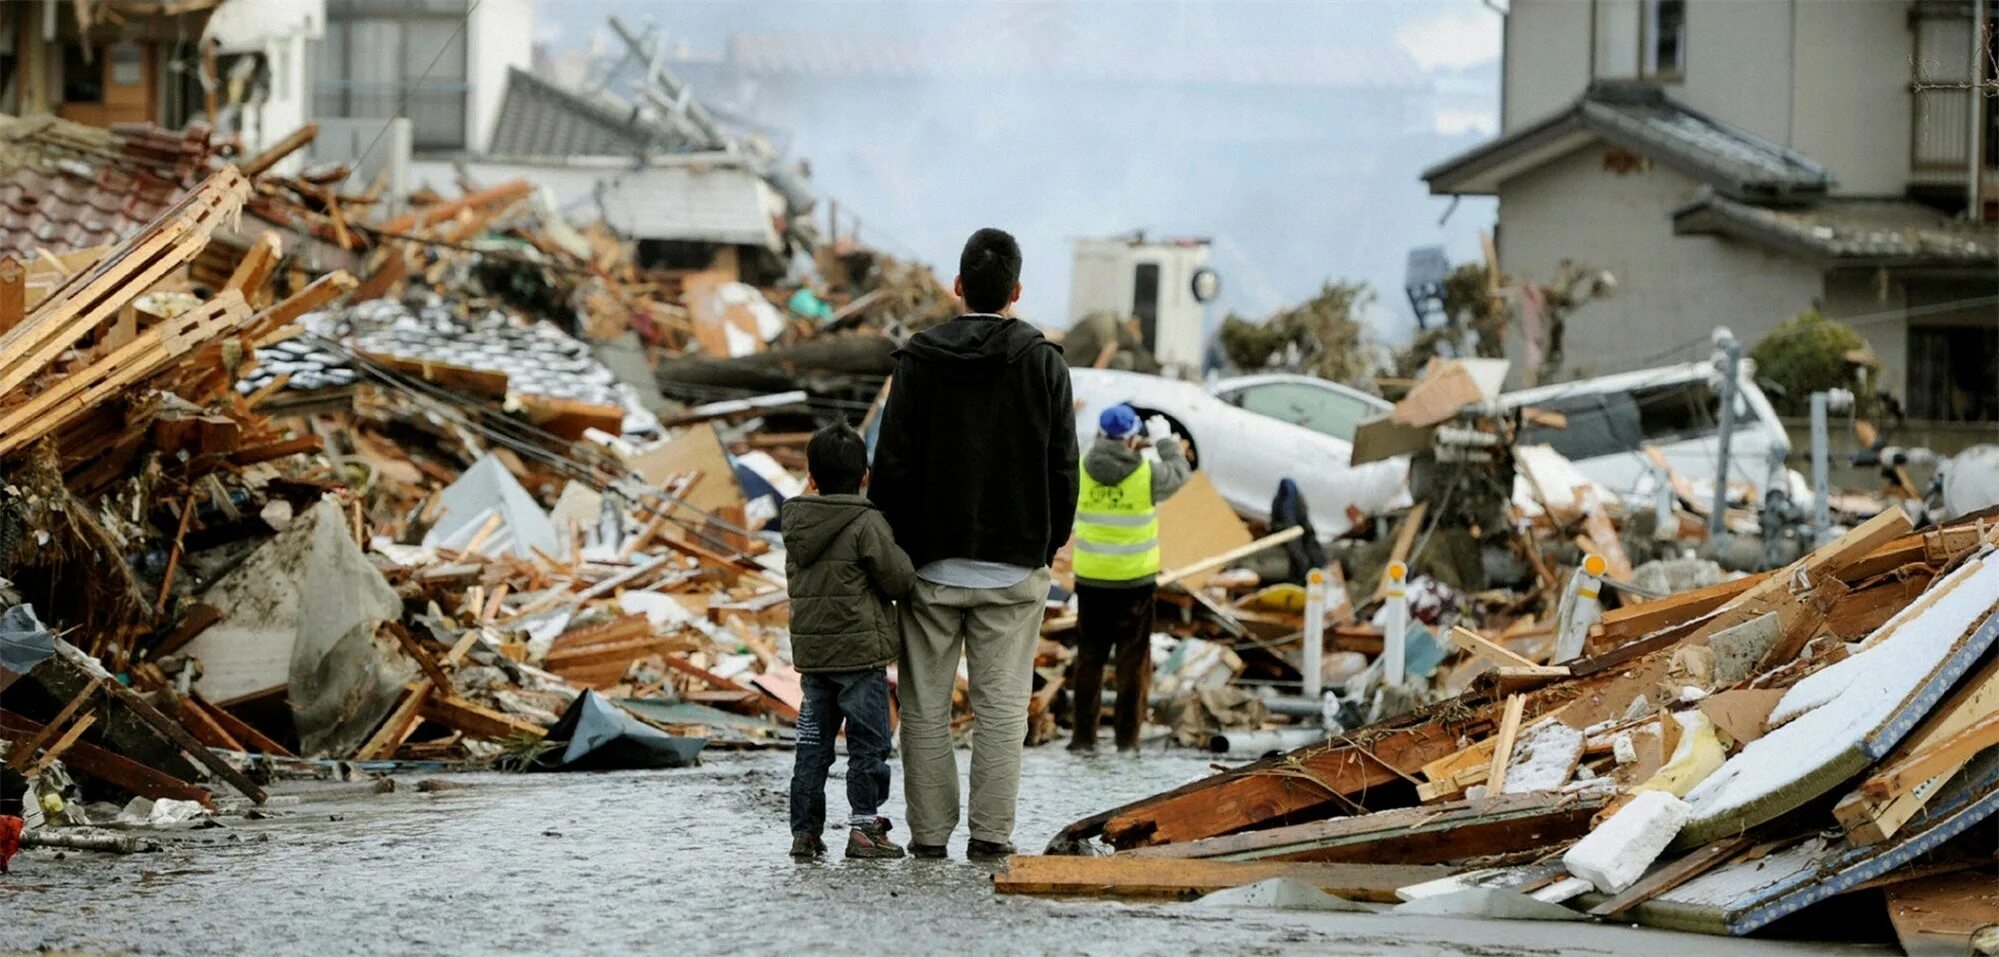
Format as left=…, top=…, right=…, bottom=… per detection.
left=315, top=4, right=472, bottom=151
left=1640, top=0, right=1686, bottom=82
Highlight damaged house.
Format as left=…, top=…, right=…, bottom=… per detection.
left=1424, top=0, right=1999, bottom=425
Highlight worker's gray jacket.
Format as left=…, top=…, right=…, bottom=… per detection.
left=781, top=494, right=917, bottom=672
left=1074, top=435, right=1193, bottom=590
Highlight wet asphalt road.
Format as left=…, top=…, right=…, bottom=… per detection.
left=1, top=748, right=1894, bottom=956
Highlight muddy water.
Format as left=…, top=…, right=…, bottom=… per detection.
left=2, top=749, right=1888, bottom=957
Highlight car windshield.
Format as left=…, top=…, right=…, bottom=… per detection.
left=1516, top=378, right=1751, bottom=461
left=1226, top=381, right=1373, bottom=441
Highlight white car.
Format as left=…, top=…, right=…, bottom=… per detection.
left=1068, top=369, right=1410, bottom=535
left=1499, top=359, right=1793, bottom=505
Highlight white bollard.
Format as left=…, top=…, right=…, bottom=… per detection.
left=1383, top=561, right=1408, bottom=687
left=1302, top=568, right=1327, bottom=698
left=1553, top=553, right=1607, bottom=663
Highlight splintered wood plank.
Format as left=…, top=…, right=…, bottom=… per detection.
left=28, top=712, right=99, bottom=775
left=0, top=167, right=248, bottom=396
left=993, top=855, right=1451, bottom=903
left=1484, top=694, right=1526, bottom=794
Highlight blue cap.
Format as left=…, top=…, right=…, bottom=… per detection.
left=1098, top=404, right=1140, bottom=439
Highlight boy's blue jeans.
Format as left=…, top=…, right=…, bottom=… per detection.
left=788, top=668, right=893, bottom=835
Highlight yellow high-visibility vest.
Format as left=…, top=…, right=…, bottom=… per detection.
left=1073, top=458, right=1159, bottom=582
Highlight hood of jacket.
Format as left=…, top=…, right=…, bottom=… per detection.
left=1083, top=436, right=1143, bottom=487
left=779, top=494, right=877, bottom=566
left=893, top=314, right=1058, bottom=376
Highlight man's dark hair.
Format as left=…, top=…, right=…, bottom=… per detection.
left=806, top=422, right=869, bottom=495
left=958, top=227, right=1022, bottom=314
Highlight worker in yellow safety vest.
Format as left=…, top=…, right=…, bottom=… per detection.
left=1069, top=403, right=1191, bottom=752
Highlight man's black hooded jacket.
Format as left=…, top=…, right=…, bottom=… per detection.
left=869, top=314, right=1079, bottom=571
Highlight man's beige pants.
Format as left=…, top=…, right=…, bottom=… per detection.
left=897, top=568, right=1050, bottom=847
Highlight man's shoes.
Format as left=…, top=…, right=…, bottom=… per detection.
left=1066, top=737, right=1097, bottom=754
left=908, top=842, right=949, bottom=859
left=790, top=832, right=826, bottom=859
left=845, top=817, right=906, bottom=859
left=966, top=839, right=1016, bottom=862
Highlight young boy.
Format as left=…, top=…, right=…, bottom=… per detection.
left=782, top=422, right=917, bottom=859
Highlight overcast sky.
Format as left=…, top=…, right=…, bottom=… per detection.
left=531, top=1, right=1503, bottom=338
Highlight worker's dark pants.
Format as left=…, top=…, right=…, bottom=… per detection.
left=1070, top=583, right=1155, bottom=751
left=789, top=668, right=893, bottom=835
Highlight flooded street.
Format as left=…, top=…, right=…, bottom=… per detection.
left=3, top=748, right=1890, bottom=957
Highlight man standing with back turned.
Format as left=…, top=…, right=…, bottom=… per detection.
left=869, top=228, right=1078, bottom=861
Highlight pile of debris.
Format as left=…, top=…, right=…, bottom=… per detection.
left=0, top=107, right=956, bottom=859
left=1013, top=506, right=1999, bottom=951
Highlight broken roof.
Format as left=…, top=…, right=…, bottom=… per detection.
left=1673, top=190, right=1999, bottom=270
left=0, top=115, right=222, bottom=257
left=486, top=67, right=686, bottom=160
left=1424, top=82, right=1831, bottom=201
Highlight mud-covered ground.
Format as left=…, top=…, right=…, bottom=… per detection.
left=2, top=748, right=1892, bottom=956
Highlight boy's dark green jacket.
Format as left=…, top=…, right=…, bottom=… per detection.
left=780, top=493, right=916, bottom=672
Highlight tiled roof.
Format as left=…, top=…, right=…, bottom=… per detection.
left=0, top=115, right=223, bottom=257
left=486, top=68, right=687, bottom=159
left=1673, top=190, right=1999, bottom=269
left=1425, top=82, right=1831, bottom=200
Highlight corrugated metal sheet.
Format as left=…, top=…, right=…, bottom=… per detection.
left=434, top=157, right=784, bottom=250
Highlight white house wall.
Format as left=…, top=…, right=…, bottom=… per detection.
left=1497, top=146, right=1823, bottom=381
left=1503, top=0, right=1592, bottom=133
left=466, top=0, right=536, bottom=153
left=1500, top=0, right=1917, bottom=196
left=1790, top=0, right=1914, bottom=196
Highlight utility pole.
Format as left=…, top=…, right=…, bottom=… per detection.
left=1708, top=332, right=1741, bottom=541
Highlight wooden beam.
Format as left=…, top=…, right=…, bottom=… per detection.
left=0, top=710, right=213, bottom=808
left=190, top=691, right=293, bottom=757
left=993, top=855, right=1451, bottom=903
left=355, top=684, right=432, bottom=761
left=388, top=621, right=454, bottom=692
left=1450, top=625, right=1540, bottom=670
left=419, top=694, right=546, bottom=742
left=1156, top=526, right=1304, bottom=589
left=171, top=694, right=244, bottom=753
left=0, top=255, right=24, bottom=335
left=151, top=603, right=222, bottom=659
left=238, top=121, right=317, bottom=177
left=5, top=682, right=98, bottom=771
left=62, top=643, right=266, bottom=803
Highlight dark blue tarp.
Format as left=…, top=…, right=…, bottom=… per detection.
left=530, top=690, right=707, bottom=772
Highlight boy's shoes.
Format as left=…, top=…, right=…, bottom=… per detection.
left=966, top=839, right=1015, bottom=862
left=845, top=817, right=906, bottom=859
left=908, top=842, right=949, bottom=859
left=790, top=832, right=827, bottom=859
